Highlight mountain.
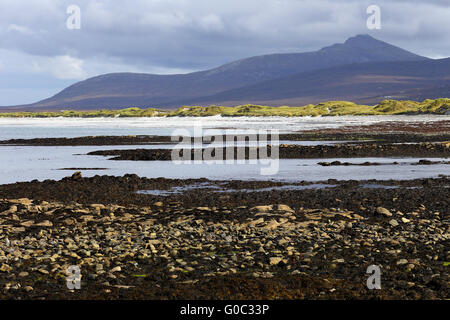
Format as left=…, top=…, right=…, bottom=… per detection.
left=1, top=35, right=432, bottom=111
left=186, top=58, right=450, bottom=106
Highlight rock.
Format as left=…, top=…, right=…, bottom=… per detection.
left=389, top=219, right=399, bottom=227
left=377, top=207, right=392, bottom=217
left=397, top=259, right=408, bottom=265
left=20, top=220, right=35, bottom=227
left=196, top=207, right=211, bottom=211
left=269, top=257, right=283, bottom=265
left=251, top=205, right=273, bottom=213
left=0, top=264, right=12, bottom=273
left=79, top=215, right=94, bottom=222
left=406, top=264, right=415, bottom=270
left=19, top=272, right=29, bottom=277
left=318, top=162, right=331, bottom=166
left=247, top=218, right=264, bottom=227
left=263, top=220, right=280, bottom=230
left=401, top=217, right=411, bottom=223
left=90, top=204, right=106, bottom=210
left=34, top=220, right=53, bottom=227
left=110, top=266, right=122, bottom=273
left=64, top=218, right=76, bottom=225
left=71, top=171, right=82, bottom=181
left=277, top=204, right=294, bottom=213
left=10, top=198, right=33, bottom=205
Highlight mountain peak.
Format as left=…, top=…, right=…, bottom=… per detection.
left=318, top=34, right=427, bottom=62
left=319, top=34, right=383, bottom=52
left=344, top=34, right=378, bottom=45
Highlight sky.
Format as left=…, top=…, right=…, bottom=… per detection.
left=0, top=0, right=449, bottom=106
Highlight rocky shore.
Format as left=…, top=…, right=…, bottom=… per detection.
left=87, top=142, right=450, bottom=161
left=0, top=175, right=448, bottom=300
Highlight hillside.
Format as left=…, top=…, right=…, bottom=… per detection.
left=186, top=58, right=450, bottom=106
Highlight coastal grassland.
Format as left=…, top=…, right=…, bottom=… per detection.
left=0, top=107, right=161, bottom=118
left=0, top=99, right=449, bottom=118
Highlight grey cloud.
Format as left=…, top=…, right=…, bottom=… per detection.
left=0, top=0, right=450, bottom=105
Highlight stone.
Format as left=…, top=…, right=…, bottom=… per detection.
left=269, top=257, right=283, bottom=265
left=264, top=220, right=280, bottom=230
left=20, top=220, right=35, bottom=227
left=0, top=264, right=12, bottom=273
left=397, top=259, right=408, bottom=265
left=110, top=266, right=122, bottom=273
left=389, top=219, right=399, bottom=227
left=71, top=171, right=82, bottom=181
left=401, top=217, right=411, bottom=223
left=64, top=218, right=76, bottom=225
left=90, top=204, right=106, bottom=210
left=34, top=220, right=53, bottom=227
left=377, top=207, right=392, bottom=217
left=277, top=204, right=294, bottom=213
left=196, top=207, right=211, bottom=211
left=11, top=198, right=33, bottom=205
left=251, top=205, right=273, bottom=213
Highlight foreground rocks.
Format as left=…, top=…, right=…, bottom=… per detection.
left=0, top=180, right=448, bottom=299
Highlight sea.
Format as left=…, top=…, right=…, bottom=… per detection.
left=0, top=115, right=448, bottom=184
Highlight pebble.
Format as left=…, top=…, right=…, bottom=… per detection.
left=377, top=207, right=392, bottom=217
left=269, top=257, right=283, bottom=265
left=389, top=219, right=399, bottom=227
left=397, top=259, right=408, bottom=265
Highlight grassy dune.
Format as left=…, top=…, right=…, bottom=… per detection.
left=1, top=99, right=449, bottom=118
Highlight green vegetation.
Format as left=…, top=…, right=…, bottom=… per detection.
left=1, top=99, right=449, bottom=118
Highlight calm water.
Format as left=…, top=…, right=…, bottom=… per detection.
left=0, top=116, right=448, bottom=184
left=0, top=144, right=447, bottom=184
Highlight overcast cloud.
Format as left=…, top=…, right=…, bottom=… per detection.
left=1, top=0, right=449, bottom=105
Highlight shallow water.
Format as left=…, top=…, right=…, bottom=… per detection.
left=0, top=116, right=448, bottom=184
left=137, top=182, right=337, bottom=196
left=0, top=144, right=447, bottom=184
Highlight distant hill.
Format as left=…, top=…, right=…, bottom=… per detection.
left=1, top=34, right=434, bottom=111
